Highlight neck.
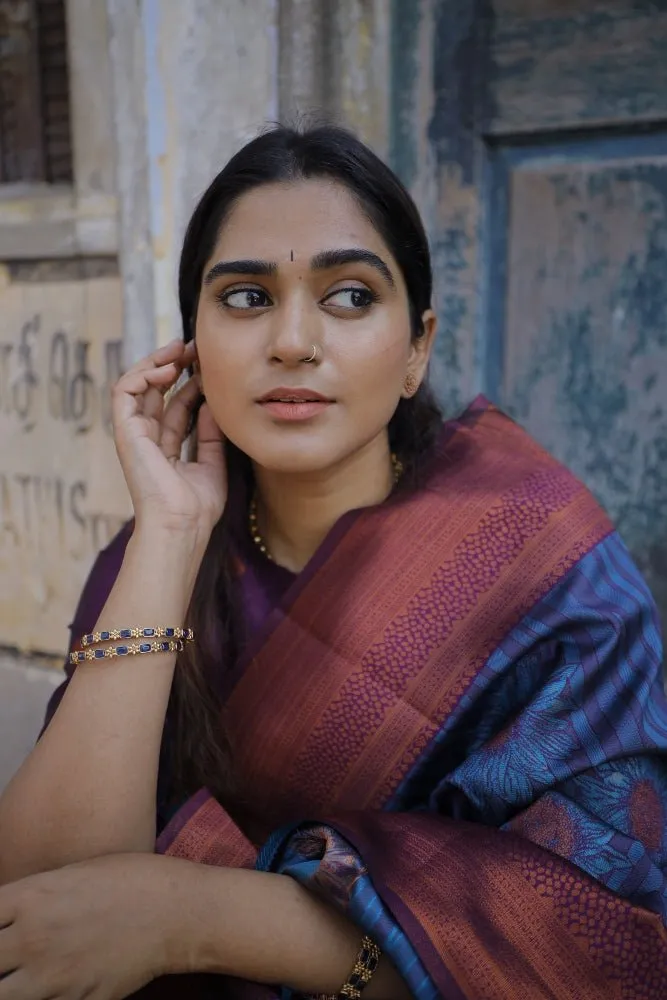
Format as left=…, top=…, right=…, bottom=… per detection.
left=252, top=435, right=394, bottom=572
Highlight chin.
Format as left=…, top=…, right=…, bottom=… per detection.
left=252, top=451, right=338, bottom=476
left=236, top=436, right=339, bottom=475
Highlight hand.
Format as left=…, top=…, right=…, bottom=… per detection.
left=0, top=854, right=189, bottom=1000
left=112, top=339, right=227, bottom=537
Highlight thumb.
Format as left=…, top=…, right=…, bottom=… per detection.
left=196, top=402, right=225, bottom=471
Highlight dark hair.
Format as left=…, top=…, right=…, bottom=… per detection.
left=169, top=123, right=442, bottom=805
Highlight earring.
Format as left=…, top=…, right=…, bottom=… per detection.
left=403, top=372, right=419, bottom=397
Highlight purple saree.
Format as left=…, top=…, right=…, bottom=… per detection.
left=45, top=399, right=667, bottom=998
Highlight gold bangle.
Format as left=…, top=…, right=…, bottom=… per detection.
left=70, top=639, right=184, bottom=664
left=80, top=626, right=194, bottom=647
left=310, top=934, right=382, bottom=1000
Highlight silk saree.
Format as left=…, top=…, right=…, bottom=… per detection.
left=45, top=398, right=667, bottom=999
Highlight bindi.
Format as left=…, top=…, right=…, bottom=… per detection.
left=290, top=250, right=294, bottom=261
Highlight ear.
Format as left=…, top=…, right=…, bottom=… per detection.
left=403, top=309, right=437, bottom=397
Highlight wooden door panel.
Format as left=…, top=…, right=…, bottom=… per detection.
left=487, top=134, right=667, bottom=614
left=490, top=1, right=667, bottom=133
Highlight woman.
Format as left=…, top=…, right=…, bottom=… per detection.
left=0, top=124, right=665, bottom=1000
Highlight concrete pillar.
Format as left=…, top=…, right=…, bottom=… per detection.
left=106, top=0, right=154, bottom=364
left=278, top=0, right=392, bottom=159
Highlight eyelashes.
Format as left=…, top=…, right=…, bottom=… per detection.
left=217, top=287, right=271, bottom=309
left=216, top=284, right=380, bottom=313
left=323, top=287, right=379, bottom=309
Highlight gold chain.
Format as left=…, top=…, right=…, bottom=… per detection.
left=248, top=454, right=403, bottom=563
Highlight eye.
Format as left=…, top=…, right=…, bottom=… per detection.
left=218, top=287, right=271, bottom=310
left=323, top=287, right=378, bottom=310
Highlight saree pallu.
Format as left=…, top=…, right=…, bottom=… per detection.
left=57, top=399, right=667, bottom=998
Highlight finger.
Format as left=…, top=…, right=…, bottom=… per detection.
left=112, top=363, right=180, bottom=430
left=160, top=375, right=203, bottom=461
left=0, top=890, right=14, bottom=931
left=183, top=339, right=197, bottom=366
left=115, top=339, right=195, bottom=423
left=0, top=921, right=19, bottom=978
left=0, top=969, right=52, bottom=1000
left=143, top=364, right=187, bottom=422
left=124, top=338, right=188, bottom=377
left=196, top=402, right=226, bottom=471
left=141, top=382, right=166, bottom=423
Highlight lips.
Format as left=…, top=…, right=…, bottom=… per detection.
left=256, top=387, right=334, bottom=423
left=257, top=387, right=333, bottom=403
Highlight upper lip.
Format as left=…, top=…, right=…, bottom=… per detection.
left=257, top=387, right=333, bottom=403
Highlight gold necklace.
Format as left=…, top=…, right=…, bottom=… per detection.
left=248, top=453, right=404, bottom=562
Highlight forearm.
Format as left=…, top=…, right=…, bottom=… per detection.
left=0, top=527, right=204, bottom=884
left=169, top=861, right=411, bottom=999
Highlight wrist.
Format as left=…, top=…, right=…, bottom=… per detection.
left=126, top=523, right=209, bottom=592
left=119, top=856, right=202, bottom=979
left=117, top=525, right=208, bottom=627
left=157, top=858, right=228, bottom=976
left=132, top=513, right=213, bottom=553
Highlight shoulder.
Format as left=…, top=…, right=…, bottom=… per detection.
left=404, top=399, right=614, bottom=618
left=432, top=396, right=613, bottom=534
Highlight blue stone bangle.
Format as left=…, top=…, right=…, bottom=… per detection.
left=80, top=627, right=194, bottom=647
left=307, top=934, right=381, bottom=1000
left=70, top=638, right=185, bottom=665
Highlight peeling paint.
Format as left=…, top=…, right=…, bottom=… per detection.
left=428, top=0, right=495, bottom=183
left=491, top=3, right=667, bottom=131
left=389, top=0, right=422, bottom=187
left=500, top=157, right=667, bottom=626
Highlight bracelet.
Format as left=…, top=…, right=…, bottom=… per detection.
left=310, top=934, right=382, bottom=1000
left=70, top=639, right=184, bottom=664
left=80, top=626, right=194, bottom=647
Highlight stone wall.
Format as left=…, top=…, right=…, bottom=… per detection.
left=0, top=265, right=130, bottom=654
left=0, top=0, right=127, bottom=659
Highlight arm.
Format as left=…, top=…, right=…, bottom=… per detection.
left=0, top=853, right=411, bottom=999
left=0, top=339, right=226, bottom=884
left=173, top=861, right=411, bottom=998
left=0, top=527, right=205, bottom=882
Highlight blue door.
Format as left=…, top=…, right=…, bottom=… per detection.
left=392, top=0, right=667, bottom=633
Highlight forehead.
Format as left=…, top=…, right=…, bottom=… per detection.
left=211, top=178, right=390, bottom=259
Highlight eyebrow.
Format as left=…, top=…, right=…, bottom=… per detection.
left=203, top=259, right=277, bottom=283
left=203, top=248, right=395, bottom=288
left=310, top=248, right=396, bottom=287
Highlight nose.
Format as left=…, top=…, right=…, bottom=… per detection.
left=266, top=290, right=322, bottom=367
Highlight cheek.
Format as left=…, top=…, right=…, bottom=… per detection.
left=338, top=318, right=411, bottom=392
left=194, top=318, right=251, bottom=425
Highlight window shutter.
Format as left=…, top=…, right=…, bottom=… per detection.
left=36, top=0, right=72, bottom=182
left=0, top=0, right=73, bottom=184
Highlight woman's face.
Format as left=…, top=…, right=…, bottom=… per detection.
left=195, top=178, right=435, bottom=475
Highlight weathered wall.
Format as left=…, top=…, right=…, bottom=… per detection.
left=0, top=265, right=130, bottom=654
